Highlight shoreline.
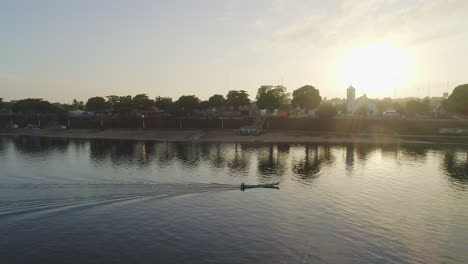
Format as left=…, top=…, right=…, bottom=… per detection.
left=1, top=128, right=468, bottom=145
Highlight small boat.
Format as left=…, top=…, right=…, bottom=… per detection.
left=240, top=182, right=279, bottom=191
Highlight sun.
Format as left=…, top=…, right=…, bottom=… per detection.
left=337, top=42, right=410, bottom=96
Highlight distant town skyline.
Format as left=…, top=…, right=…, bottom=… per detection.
left=2, top=0, right=468, bottom=103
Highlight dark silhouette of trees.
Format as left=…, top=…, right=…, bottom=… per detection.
left=133, top=94, right=153, bottom=111
left=256, top=85, right=290, bottom=112
left=11, top=99, right=53, bottom=114
left=405, top=99, right=430, bottom=117
left=197, top=100, right=211, bottom=110
left=291, top=85, right=322, bottom=111
left=316, top=103, right=338, bottom=118
left=176, top=95, right=199, bottom=114
left=208, top=94, right=226, bottom=109
left=105, top=95, right=119, bottom=112
left=447, top=84, right=468, bottom=115
left=85, top=97, right=106, bottom=112
left=226, top=90, right=250, bottom=110
left=72, top=99, right=84, bottom=110
left=113, top=96, right=134, bottom=114
left=155, top=96, right=173, bottom=110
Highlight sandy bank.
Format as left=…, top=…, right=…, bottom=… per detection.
left=3, top=128, right=467, bottom=145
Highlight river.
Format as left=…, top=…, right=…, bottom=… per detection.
left=0, top=136, right=467, bottom=263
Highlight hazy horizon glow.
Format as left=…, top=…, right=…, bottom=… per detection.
left=338, top=42, right=410, bottom=96
left=1, top=0, right=468, bottom=103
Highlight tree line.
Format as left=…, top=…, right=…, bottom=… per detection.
left=1, top=84, right=467, bottom=117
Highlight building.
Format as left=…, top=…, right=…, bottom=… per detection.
left=346, top=86, right=378, bottom=116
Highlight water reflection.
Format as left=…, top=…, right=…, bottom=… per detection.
left=443, top=152, right=468, bottom=187
left=174, top=143, right=201, bottom=168
left=11, top=136, right=467, bottom=192
left=257, top=144, right=287, bottom=182
left=227, top=144, right=248, bottom=173
left=90, top=139, right=113, bottom=164
left=12, top=136, right=69, bottom=157
left=345, top=144, right=355, bottom=170
left=209, top=143, right=225, bottom=168
left=109, top=140, right=137, bottom=165
left=292, top=145, right=334, bottom=182
left=400, top=144, right=430, bottom=162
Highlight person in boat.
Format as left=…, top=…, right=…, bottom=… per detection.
left=240, top=182, right=279, bottom=190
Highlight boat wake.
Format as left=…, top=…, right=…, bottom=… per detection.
left=0, top=182, right=238, bottom=218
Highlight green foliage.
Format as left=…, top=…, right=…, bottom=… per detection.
left=133, top=94, right=154, bottom=110
left=291, top=85, right=322, bottom=110
left=447, top=84, right=468, bottom=115
left=373, top=97, right=393, bottom=114
left=354, top=106, right=368, bottom=117
left=155, top=96, right=173, bottom=110
left=176, top=95, right=200, bottom=113
left=11, top=98, right=53, bottom=114
left=208, top=94, right=226, bottom=108
left=226, top=90, right=250, bottom=109
left=72, top=99, right=84, bottom=110
left=256, top=85, right=290, bottom=112
left=85, top=97, right=106, bottom=112
left=106, top=95, right=119, bottom=110
left=113, top=96, right=134, bottom=114
left=392, top=102, right=405, bottom=114
left=405, top=99, right=430, bottom=116
left=197, top=100, right=212, bottom=110
left=316, top=103, right=338, bottom=118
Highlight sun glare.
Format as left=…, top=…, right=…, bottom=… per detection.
left=338, top=42, right=410, bottom=96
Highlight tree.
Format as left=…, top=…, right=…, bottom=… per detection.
left=72, top=99, right=84, bottom=110
left=208, top=94, right=226, bottom=109
left=373, top=97, right=393, bottom=114
left=354, top=106, right=368, bottom=117
left=176, top=95, right=199, bottom=114
left=405, top=99, right=430, bottom=117
left=197, top=100, right=212, bottom=110
left=114, top=96, right=134, bottom=114
left=133, top=94, right=154, bottom=110
left=316, top=103, right=338, bottom=118
left=11, top=99, right=53, bottom=114
left=256, top=85, right=290, bottom=112
left=447, top=84, right=468, bottom=115
left=392, top=102, right=405, bottom=115
left=226, top=90, right=250, bottom=110
left=106, top=95, right=120, bottom=111
left=291, top=85, right=322, bottom=110
left=85, top=97, right=106, bottom=112
left=155, top=96, right=173, bottom=111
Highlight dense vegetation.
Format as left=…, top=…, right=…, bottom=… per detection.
left=1, top=84, right=467, bottom=117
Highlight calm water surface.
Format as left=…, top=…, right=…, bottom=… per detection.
left=0, top=136, right=467, bottom=264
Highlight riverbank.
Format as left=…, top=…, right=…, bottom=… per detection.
left=2, top=128, right=468, bottom=145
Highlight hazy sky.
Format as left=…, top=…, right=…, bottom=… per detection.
left=1, top=0, right=468, bottom=103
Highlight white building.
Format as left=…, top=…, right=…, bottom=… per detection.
left=346, top=86, right=378, bottom=116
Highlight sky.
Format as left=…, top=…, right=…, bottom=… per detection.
left=1, top=0, right=468, bottom=103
